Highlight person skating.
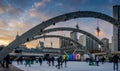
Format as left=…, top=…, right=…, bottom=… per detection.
left=3, top=55, right=10, bottom=68
left=64, top=55, right=68, bottom=68
left=101, top=56, right=105, bottom=64
left=25, top=57, right=31, bottom=67
left=48, top=57, right=51, bottom=66
left=60, top=56, right=63, bottom=68
left=51, top=56, right=54, bottom=66
left=95, top=56, right=99, bottom=66
left=38, top=57, right=42, bottom=65
left=112, top=54, right=120, bottom=71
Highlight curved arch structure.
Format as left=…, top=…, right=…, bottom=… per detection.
left=33, top=35, right=93, bottom=58
left=0, top=11, right=119, bottom=61
left=37, top=27, right=104, bottom=46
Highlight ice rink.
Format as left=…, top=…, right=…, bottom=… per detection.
left=12, top=61, right=120, bottom=71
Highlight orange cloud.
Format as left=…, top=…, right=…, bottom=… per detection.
left=1, top=19, right=60, bottom=48
left=0, top=40, right=9, bottom=45
left=0, top=19, right=36, bottom=47
left=94, top=30, right=108, bottom=39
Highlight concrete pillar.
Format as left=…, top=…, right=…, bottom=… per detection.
left=113, top=5, right=120, bottom=52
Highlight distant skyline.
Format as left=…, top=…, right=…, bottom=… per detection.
left=0, top=0, right=120, bottom=48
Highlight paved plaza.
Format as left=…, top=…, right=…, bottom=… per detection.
left=12, top=61, right=120, bottom=71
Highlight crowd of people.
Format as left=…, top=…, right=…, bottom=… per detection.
left=9, top=54, right=68, bottom=69
left=88, top=54, right=120, bottom=71
left=0, top=53, right=120, bottom=70
left=0, top=55, right=10, bottom=68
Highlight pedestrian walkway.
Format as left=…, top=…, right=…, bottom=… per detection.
left=0, top=64, right=23, bottom=71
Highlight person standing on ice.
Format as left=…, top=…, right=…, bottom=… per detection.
left=112, top=54, right=120, bottom=71
left=95, top=56, right=99, bottom=66
left=101, top=56, right=105, bottom=64
left=56, top=54, right=61, bottom=69
left=51, top=56, right=55, bottom=66
left=48, top=57, right=51, bottom=66
left=64, top=55, right=68, bottom=68
left=38, top=57, right=42, bottom=65
left=25, top=57, right=31, bottom=67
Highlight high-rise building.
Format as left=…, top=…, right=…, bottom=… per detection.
left=78, top=35, right=86, bottom=46
left=70, top=31, right=78, bottom=47
left=70, top=31, right=78, bottom=41
left=113, top=5, right=120, bottom=52
left=70, top=24, right=79, bottom=41
left=109, top=43, right=112, bottom=52
left=79, top=35, right=99, bottom=51
left=59, top=38, right=71, bottom=48
left=101, top=38, right=109, bottom=51
left=111, top=36, right=114, bottom=52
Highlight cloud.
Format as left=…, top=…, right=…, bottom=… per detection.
left=0, top=1, right=6, bottom=14
left=0, top=29, right=14, bottom=46
left=58, top=0, right=87, bottom=6
left=0, top=7, right=5, bottom=14
left=0, top=21, right=8, bottom=28
left=94, top=30, right=108, bottom=39
left=0, top=40, right=9, bottom=45
left=0, top=19, right=36, bottom=46
left=8, top=19, right=35, bottom=35
left=56, top=3, right=63, bottom=6
left=34, top=0, right=51, bottom=8
left=34, top=2, right=44, bottom=8
left=29, top=9, right=50, bottom=21
left=0, top=1, right=22, bottom=16
left=28, top=0, right=52, bottom=21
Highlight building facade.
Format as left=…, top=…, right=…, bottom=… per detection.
left=79, top=35, right=99, bottom=51
left=101, top=38, right=109, bottom=51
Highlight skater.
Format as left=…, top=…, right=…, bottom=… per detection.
left=3, top=55, right=10, bottom=68
left=112, top=54, right=120, bottom=71
left=56, top=56, right=61, bottom=69
left=64, top=55, right=68, bottom=68
left=25, top=57, right=31, bottom=67
left=38, top=57, right=42, bottom=65
left=0, top=55, right=10, bottom=68
left=48, top=57, right=51, bottom=66
left=95, top=56, right=99, bottom=66
left=101, top=56, right=105, bottom=64
left=51, top=56, right=54, bottom=66
left=60, top=56, right=63, bottom=68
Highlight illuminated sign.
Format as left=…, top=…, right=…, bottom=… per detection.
left=62, top=54, right=81, bottom=61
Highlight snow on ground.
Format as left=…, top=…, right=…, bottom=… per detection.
left=12, top=61, right=120, bottom=71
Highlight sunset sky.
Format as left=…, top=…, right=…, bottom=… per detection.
left=0, top=0, right=120, bottom=48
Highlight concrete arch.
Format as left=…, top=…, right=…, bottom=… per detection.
left=33, top=35, right=93, bottom=58
left=37, top=27, right=104, bottom=46
left=0, top=11, right=119, bottom=61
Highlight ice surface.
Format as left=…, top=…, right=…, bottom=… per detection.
left=12, top=61, right=120, bottom=71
